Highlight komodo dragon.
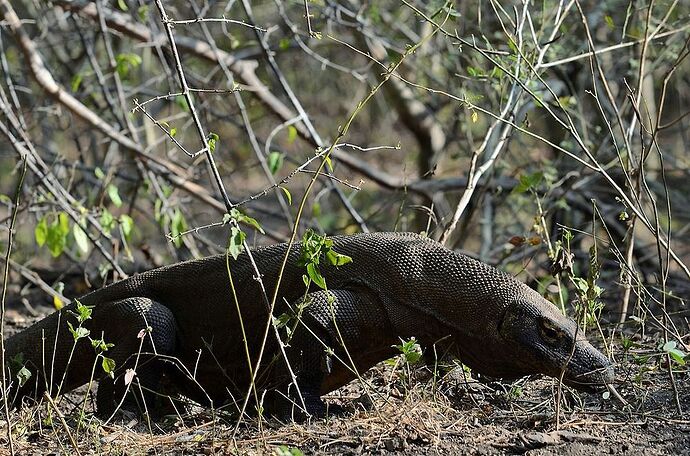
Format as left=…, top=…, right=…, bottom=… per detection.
left=2, top=232, right=614, bottom=418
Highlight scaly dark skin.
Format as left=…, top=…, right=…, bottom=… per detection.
left=1, top=233, right=614, bottom=419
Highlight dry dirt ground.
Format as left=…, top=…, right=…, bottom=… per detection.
left=1, top=301, right=689, bottom=455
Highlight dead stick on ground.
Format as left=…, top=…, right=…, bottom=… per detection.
left=43, top=393, right=82, bottom=456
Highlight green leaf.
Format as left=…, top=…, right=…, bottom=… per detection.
left=228, top=225, right=246, bottom=260
left=137, top=5, right=149, bottom=22
left=35, top=218, right=48, bottom=246
left=207, top=132, right=219, bottom=152
left=393, top=337, right=423, bottom=364
left=94, top=167, right=105, bottom=180
left=16, top=365, right=32, bottom=387
left=306, top=262, right=327, bottom=290
left=91, top=338, right=114, bottom=352
left=117, top=0, right=129, bottom=11
left=272, top=312, right=292, bottom=329
left=279, top=186, right=292, bottom=205
left=170, top=127, right=177, bottom=138
left=268, top=151, right=284, bottom=175
left=663, top=341, right=687, bottom=365
left=71, top=73, right=83, bottom=92
left=67, top=322, right=90, bottom=341
left=102, top=357, right=116, bottom=378
left=175, top=95, right=189, bottom=112
left=73, top=222, right=89, bottom=253
left=171, top=209, right=187, bottom=248
left=119, top=214, right=134, bottom=240
left=229, top=208, right=265, bottom=234
left=513, top=171, right=544, bottom=194
left=73, top=300, right=94, bottom=323
left=58, top=212, right=70, bottom=235
left=297, top=230, right=353, bottom=291
left=9, top=354, right=33, bottom=387
left=287, top=125, right=297, bottom=144
left=325, top=250, right=352, bottom=266
left=279, top=38, right=291, bottom=50
left=100, top=209, right=116, bottom=234
left=604, top=15, right=614, bottom=29
left=107, top=184, right=123, bottom=207
left=115, top=53, right=141, bottom=78
left=40, top=212, right=71, bottom=257
left=668, top=349, right=686, bottom=365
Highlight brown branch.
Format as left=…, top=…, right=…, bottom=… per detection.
left=57, top=0, right=299, bottom=130
left=364, top=37, right=446, bottom=178
left=55, top=0, right=422, bottom=203
left=0, top=0, right=227, bottom=215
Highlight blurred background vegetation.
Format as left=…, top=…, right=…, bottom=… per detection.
left=1, top=0, right=689, bottom=340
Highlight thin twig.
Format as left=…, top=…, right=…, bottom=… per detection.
left=0, top=157, right=26, bottom=456
left=164, top=17, right=266, bottom=31
left=240, top=0, right=369, bottom=233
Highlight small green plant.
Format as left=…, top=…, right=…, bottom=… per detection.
left=8, top=353, right=32, bottom=387
left=298, top=229, right=352, bottom=290
left=620, top=336, right=635, bottom=352
left=67, top=301, right=116, bottom=379
left=273, top=231, right=352, bottom=342
left=273, top=446, right=304, bottom=456
left=392, top=337, right=423, bottom=388
left=571, top=243, right=604, bottom=327
left=273, top=294, right=313, bottom=342
left=661, top=341, right=687, bottom=367
left=506, top=384, right=523, bottom=401
left=394, top=337, right=423, bottom=364
left=632, top=362, right=657, bottom=386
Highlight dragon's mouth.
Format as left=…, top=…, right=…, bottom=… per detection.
left=562, top=363, right=615, bottom=391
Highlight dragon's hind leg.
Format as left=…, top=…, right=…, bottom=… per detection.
left=91, top=297, right=177, bottom=420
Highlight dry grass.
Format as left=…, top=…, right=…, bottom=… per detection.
left=1, top=345, right=688, bottom=455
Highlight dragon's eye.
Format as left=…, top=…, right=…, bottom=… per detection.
left=539, top=318, right=561, bottom=344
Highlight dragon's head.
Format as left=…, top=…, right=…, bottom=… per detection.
left=455, top=287, right=614, bottom=390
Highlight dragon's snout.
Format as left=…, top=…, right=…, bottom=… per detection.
left=561, top=340, right=615, bottom=391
